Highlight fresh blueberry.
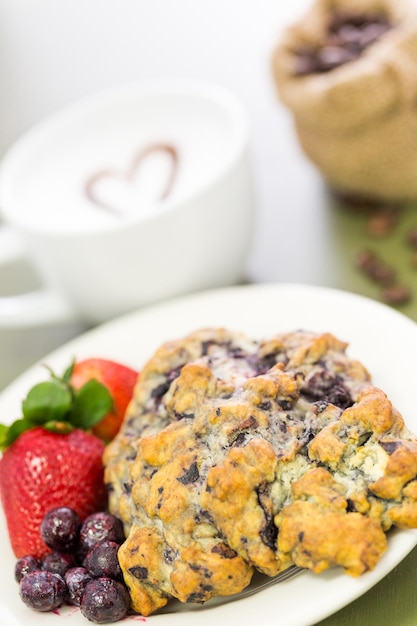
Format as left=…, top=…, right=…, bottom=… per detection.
left=65, top=566, right=93, bottom=606
left=15, top=555, right=40, bottom=582
left=40, top=506, right=81, bottom=552
left=84, top=541, right=122, bottom=579
left=19, top=570, right=66, bottom=612
left=79, top=512, right=124, bottom=556
left=42, top=551, right=76, bottom=578
left=80, top=577, right=130, bottom=624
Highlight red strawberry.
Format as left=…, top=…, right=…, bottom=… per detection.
left=0, top=360, right=117, bottom=558
left=0, top=427, right=106, bottom=558
left=71, top=358, right=138, bottom=442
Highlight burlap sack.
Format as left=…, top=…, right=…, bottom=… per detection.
left=272, top=0, right=417, bottom=201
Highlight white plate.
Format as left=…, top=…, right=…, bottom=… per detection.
left=1, top=283, right=417, bottom=626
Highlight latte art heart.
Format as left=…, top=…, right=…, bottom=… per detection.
left=84, top=144, right=179, bottom=217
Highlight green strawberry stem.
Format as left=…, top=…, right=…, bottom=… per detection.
left=0, top=361, right=113, bottom=450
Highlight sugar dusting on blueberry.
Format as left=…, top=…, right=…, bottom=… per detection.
left=65, top=567, right=93, bottom=606
left=84, top=541, right=123, bottom=579
left=41, top=506, right=81, bottom=552
left=42, top=551, right=77, bottom=577
left=79, top=512, right=125, bottom=558
left=19, top=570, right=67, bottom=612
left=81, top=577, right=130, bottom=624
left=15, top=555, right=40, bottom=582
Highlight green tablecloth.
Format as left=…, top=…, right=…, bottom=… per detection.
left=313, top=196, right=417, bottom=624
left=325, top=196, right=417, bottom=323
left=318, top=545, right=417, bottom=625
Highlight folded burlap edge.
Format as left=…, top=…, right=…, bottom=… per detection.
left=271, top=0, right=417, bottom=200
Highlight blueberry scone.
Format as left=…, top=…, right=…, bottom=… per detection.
left=104, top=328, right=417, bottom=616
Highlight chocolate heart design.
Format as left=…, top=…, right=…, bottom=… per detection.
left=84, top=143, right=179, bottom=216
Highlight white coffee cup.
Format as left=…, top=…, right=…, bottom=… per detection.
left=0, top=80, right=255, bottom=326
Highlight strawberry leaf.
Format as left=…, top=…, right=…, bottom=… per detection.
left=22, top=381, right=72, bottom=424
left=0, top=418, right=32, bottom=450
left=0, top=359, right=116, bottom=450
left=61, top=361, right=75, bottom=385
left=70, top=379, right=113, bottom=429
left=0, top=424, right=7, bottom=444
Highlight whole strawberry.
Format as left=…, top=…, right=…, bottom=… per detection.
left=0, top=362, right=114, bottom=559
left=71, top=358, right=138, bottom=442
left=0, top=427, right=106, bottom=558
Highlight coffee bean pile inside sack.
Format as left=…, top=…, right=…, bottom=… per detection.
left=293, top=11, right=393, bottom=75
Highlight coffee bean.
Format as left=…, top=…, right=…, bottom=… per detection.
left=381, top=284, right=412, bottom=306
left=367, top=206, right=400, bottom=237
left=355, top=249, right=396, bottom=285
left=316, top=45, right=358, bottom=71
left=359, top=22, right=391, bottom=48
left=406, top=227, right=417, bottom=248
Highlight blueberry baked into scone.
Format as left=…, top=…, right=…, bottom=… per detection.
left=104, top=328, right=417, bottom=616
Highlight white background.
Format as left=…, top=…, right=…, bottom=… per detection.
left=0, top=0, right=328, bottom=285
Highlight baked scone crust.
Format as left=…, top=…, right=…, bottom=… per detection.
left=104, top=328, right=417, bottom=615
